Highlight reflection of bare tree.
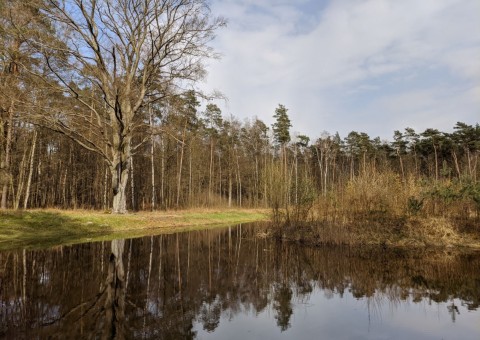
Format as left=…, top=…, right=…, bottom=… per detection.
left=103, top=239, right=126, bottom=340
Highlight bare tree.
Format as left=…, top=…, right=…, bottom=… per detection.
left=29, top=0, right=224, bottom=213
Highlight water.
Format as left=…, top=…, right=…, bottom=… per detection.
left=1, top=223, right=479, bottom=339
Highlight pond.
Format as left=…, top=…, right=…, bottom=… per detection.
left=1, top=223, right=479, bottom=339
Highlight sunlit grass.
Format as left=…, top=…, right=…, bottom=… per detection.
left=0, top=208, right=269, bottom=250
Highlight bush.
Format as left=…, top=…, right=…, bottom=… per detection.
left=407, top=196, right=423, bottom=215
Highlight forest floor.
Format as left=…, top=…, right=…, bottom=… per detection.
left=0, top=208, right=270, bottom=250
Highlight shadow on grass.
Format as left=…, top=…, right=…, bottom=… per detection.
left=0, top=211, right=114, bottom=251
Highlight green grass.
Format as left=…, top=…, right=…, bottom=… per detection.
left=0, top=208, right=269, bottom=250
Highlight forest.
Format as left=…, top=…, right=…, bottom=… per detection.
left=1, top=1, right=479, bottom=223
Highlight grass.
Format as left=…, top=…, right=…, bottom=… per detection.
left=0, top=208, right=269, bottom=250
left=271, top=214, right=480, bottom=250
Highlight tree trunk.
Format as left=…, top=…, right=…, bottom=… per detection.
left=452, top=150, right=461, bottom=177
left=228, top=171, right=232, bottom=208
left=160, top=137, right=165, bottom=209
left=397, top=148, right=405, bottom=181
left=23, top=130, right=37, bottom=209
left=1, top=104, right=14, bottom=209
left=103, top=165, right=109, bottom=210
left=130, top=156, right=135, bottom=211
left=208, top=138, right=214, bottom=204
left=324, top=153, right=328, bottom=196
left=111, top=141, right=131, bottom=214
left=13, top=145, right=28, bottom=210
left=176, top=125, right=186, bottom=208
left=294, top=145, right=298, bottom=205
left=150, top=111, right=156, bottom=211
left=189, top=148, right=192, bottom=206
left=236, top=150, right=242, bottom=207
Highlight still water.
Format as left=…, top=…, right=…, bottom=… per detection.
left=1, top=223, right=479, bottom=339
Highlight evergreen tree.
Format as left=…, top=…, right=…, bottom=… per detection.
left=272, top=104, right=291, bottom=147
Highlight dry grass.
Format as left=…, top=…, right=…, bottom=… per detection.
left=400, top=217, right=479, bottom=248
left=273, top=216, right=480, bottom=249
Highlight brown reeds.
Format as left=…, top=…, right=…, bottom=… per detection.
left=271, top=170, right=480, bottom=249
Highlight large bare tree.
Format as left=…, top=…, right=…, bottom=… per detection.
left=30, top=0, right=224, bottom=213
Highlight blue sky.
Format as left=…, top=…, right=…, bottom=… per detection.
left=201, top=0, right=480, bottom=141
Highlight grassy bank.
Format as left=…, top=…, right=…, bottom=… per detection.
left=0, top=208, right=269, bottom=250
left=269, top=214, right=480, bottom=250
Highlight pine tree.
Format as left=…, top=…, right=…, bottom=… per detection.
left=272, top=104, right=291, bottom=147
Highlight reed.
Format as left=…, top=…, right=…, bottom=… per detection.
left=271, top=170, right=480, bottom=248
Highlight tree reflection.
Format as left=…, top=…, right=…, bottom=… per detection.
left=273, top=284, right=293, bottom=331
left=199, top=298, right=221, bottom=332
left=1, top=225, right=480, bottom=338
left=103, top=239, right=126, bottom=339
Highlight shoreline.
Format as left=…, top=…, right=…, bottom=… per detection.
left=2, top=208, right=479, bottom=252
left=0, top=208, right=269, bottom=250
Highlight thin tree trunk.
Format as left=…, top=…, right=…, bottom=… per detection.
left=208, top=138, right=214, bottom=204
left=218, top=153, right=222, bottom=204
left=13, top=145, right=28, bottom=210
left=294, top=145, right=298, bottom=205
left=264, top=145, right=268, bottom=207
left=150, top=139, right=155, bottom=211
left=397, top=148, right=405, bottom=181
left=23, top=130, right=37, bottom=209
left=160, top=137, right=165, bottom=208
left=466, top=148, right=473, bottom=178
left=176, top=126, right=186, bottom=208
left=130, top=156, right=135, bottom=211
left=228, top=170, right=232, bottom=208
left=61, top=166, right=68, bottom=208
left=452, top=150, right=461, bottom=177
left=324, top=154, right=328, bottom=196
left=1, top=104, right=14, bottom=209
left=189, top=148, right=192, bottom=206
left=315, top=146, right=323, bottom=195
left=103, top=165, right=108, bottom=210
left=254, top=155, right=259, bottom=207
left=235, top=150, right=242, bottom=207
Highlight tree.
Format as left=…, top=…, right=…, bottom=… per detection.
left=272, top=104, right=291, bottom=147
left=392, top=130, right=407, bottom=180
left=0, top=0, right=50, bottom=208
left=203, top=103, right=222, bottom=203
left=272, top=104, right=291, bottom=206
left=421, top=128, right=443, bottom=182
left=404, top=127, right=419, bottom=176
left=29, top=0, right=225, bottom=213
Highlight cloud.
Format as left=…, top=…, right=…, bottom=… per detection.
left=203, top=0, right=480, bottom=140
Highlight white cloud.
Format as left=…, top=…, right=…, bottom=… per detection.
left=203, top=0, right=480, bottom=139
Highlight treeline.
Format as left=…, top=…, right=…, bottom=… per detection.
left=1, top=1, right=479, bottom=217
left=1, top=92, right=479, bottom=215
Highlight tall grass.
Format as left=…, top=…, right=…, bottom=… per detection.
left=273, top=170, right=480, bottom=248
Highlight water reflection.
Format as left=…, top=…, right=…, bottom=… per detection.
left=0, top=224, right=479, bottom=339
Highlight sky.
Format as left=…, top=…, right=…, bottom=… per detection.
left=201, top=0, right=480, bottom=141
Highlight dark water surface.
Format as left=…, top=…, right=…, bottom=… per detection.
left=1, top=223, right=479, bottom=339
